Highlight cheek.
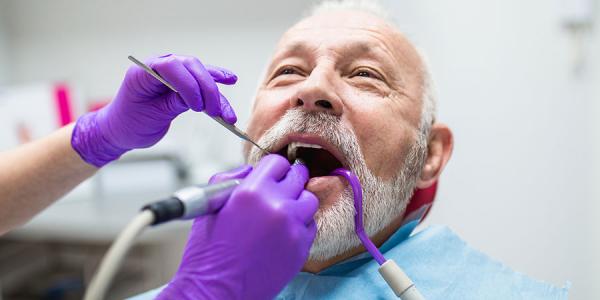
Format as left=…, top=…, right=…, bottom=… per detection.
left=246, top=89, right=294, bottom=140
left=346, top=97, right=415, bottom=181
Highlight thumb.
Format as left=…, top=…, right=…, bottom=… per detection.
left=209, top=165, right=253, bottom=184
left=205, top=165, right=253, bottom=213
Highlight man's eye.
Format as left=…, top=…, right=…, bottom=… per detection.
left=279, top=68, right=297, bottom=76
left=352, top=69, right=380, bottom=80
left=356, top=71, right=372, bottom=77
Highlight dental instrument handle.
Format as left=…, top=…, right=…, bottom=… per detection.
left=378, top=259, right=425, bottom=300
left=143, top=179, right=241, bottom=225
left=127, top=55, right=270, bottom=155
left=148, top=159, right=302, bottom=224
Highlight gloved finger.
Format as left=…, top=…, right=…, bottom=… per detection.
left=161, top=92, right=189, bottom=116
left=293, top=219, right=317, bottom=259
left=139, top=54, right=174, bottom=92
left=278, top=163, right=309, bottom=198
left=291, top=190, right=319, bottom=226
left=206, top=65, right=238, bottom=85
left=206, top=165, right=253, bottom=213
left=305, top=219, right=317, bottom=243
left=208, top=165, right=253, bottom=184
left=218, top=93, right=237, bottom=124
left=152, top=57, right=204, bottom=112
left=250, top=154, right=291, bottom=182
left=182, top=57, right=221, bottom=114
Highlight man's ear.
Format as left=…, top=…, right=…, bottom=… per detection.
left=416, top=123, right=453, bottom=189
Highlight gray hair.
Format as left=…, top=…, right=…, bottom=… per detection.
left=308, top=0, right=437, bottom=138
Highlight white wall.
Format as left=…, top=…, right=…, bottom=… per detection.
left=590, top=15, right=600, bottom=300
left=2, top=0, right=598, bottom=299
left=0, top=1, right=10, bottom=85
left=2, top=0, right=313, bottom=179
left=390, top=1, right=598, bottom=299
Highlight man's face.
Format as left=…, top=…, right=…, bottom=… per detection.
left=245, top=10, right=427, bottom=261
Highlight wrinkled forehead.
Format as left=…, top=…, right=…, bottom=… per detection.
left=271, top=10, right=423, bottom=77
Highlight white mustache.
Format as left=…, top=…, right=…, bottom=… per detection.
left=245, top=107, right=427, bottom=262
left=247, top=108, right=362, bottom=174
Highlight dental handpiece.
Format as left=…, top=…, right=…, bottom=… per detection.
left=143, top=160, right=307, bottom=225
left=143, top=180, right=240, bottom=225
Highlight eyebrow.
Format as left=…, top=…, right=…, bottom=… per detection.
left=265, top=42, right=314, bottom=76
left=269, top=38, right=402, bottom=83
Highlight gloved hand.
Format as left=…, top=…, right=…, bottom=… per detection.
left=157, top=155, right=319, bottom=300
left=71, top=54, right=238, bottom=167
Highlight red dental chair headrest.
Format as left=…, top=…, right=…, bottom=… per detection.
left=404, top=181, right=437, bottom=224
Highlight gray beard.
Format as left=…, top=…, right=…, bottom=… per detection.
left=246, top=108, right=427, bottom=262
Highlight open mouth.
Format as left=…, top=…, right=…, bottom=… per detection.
left=274, top=138, right=346, bottom=178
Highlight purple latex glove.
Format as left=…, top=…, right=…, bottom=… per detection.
left=71, top=54, right=238, bottom=167
left=157, top=155, right=319, bottom=300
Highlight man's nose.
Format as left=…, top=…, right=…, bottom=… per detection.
left=291, top=67, right=343, bottom=115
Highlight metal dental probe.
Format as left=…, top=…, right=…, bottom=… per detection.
left=127, top=55, right=270, bottom=155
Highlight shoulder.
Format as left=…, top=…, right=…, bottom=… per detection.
left=390, top=225, right=570, bottom=300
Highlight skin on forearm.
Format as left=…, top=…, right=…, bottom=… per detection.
left=0, top=124, right=97, bottom=235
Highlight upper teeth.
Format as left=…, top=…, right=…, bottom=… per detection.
left=287, top=142, right=323, bottom=161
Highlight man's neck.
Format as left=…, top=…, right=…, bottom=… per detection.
left=302, top=214, right=404, bottom=273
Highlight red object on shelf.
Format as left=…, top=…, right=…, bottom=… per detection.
left=53, top=83, right=74, bottom=126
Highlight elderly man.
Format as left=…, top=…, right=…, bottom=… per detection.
left=0, top=1, right=569, bottom=299
left=131, top=1, right=568, bottom=299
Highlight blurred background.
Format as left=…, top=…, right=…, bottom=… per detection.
left=0, top=0, right=598, bottom=299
